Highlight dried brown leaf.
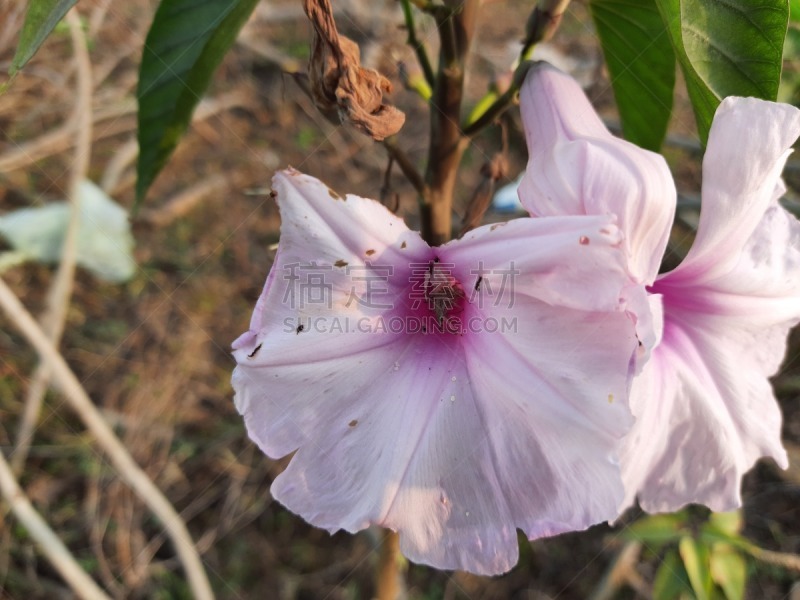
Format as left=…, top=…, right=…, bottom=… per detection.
left=303, top=0, right=405, bottom=140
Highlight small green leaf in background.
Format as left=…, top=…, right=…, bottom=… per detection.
left=710, top=544, right=746, bottom=600
left=9, top=0, right=78, bottom=76
left=700, top=511, right=748, bottom=550
left=623, top=512, right=686, bottom=547
left=589, top=0, right=676, bottom=151
left=654, top=0, right=788, bottom=145
left=654, top=548, right=694, bottom=600
left=779, top=0, right=800, bottom=104
left=136, top=0, right=259, bottom=205
left=708, top=511, right=742, bottom=537
left=679, top=536, right=713, bottom=600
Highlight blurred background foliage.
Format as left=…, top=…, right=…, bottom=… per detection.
left=1, top=0, right=800, bottom=598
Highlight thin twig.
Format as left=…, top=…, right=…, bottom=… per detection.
left=462, top=61, right=533, bottom=136
left=744, top=544, right=800, bottom=572
left=139, top=174, right=230, bottom=227
left=462, top=0, right=571, bottom=137
left=0, top=90, right=249, bottom=174
left=0, top=277, right=215, bottom=600
left=0, top=450, right=112, bottom=600
left=98, top=91, right=250, bottom=196
left=0, top=101, right=134, bottom=173
left=12, top=9, right=92, bottom=475
left=590, top=541, right=650, bottom=600
left=399, top=0, right=435, bottom=88
left=383, top=137, right=426, bottom=195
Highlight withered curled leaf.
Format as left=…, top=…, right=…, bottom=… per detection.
left=303, top=0, right=405, bottom=140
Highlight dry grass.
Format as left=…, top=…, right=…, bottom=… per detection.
left=0, top=1, right=798, bottom=598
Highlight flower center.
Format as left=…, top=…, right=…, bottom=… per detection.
left=421, top=259, right=466, bottom=333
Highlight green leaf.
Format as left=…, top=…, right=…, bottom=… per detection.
left=791, top=0, right=800, bottom=22
left=10, top=0, right=78, bottom=75
left=679, top=536, right=713, bottom=600
left=136, top=0, right=259, bottom=205
left=708, top=512, right=742, bottom=536
left=710, top=544, right=747, bottom=600
left=589, top=0, right=676, bottom=151
left=654, top=0, right=788, bottom=144
left=623, top=512, right=686, bottom=547
left=654, top=549, right=693, bottom=600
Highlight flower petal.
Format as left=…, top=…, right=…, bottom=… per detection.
left=234, top=170, right=641, bottom=574
left=441, top=213, right=630, bottom=313
left=677, top=97, right=800, bottom=281
left=233, top=169, right=432, bottom=457
left=518, top=63, right=676, bottom=285
left=623, top=200, right=800, bottom=512
left=621, top=316, right=787, bottom=513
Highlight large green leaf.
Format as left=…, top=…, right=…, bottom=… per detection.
left=10, top=0, right=78, bottom=75
left=654, top=0, right=788, bottom=145
left=136, top=0, right=259, bottom=204
left=590, top=0, right=676, bottom=151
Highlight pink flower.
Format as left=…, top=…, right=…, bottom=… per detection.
left=232, top=168, right=640, bottom=574
left=519, top=63, right=800, bottom=514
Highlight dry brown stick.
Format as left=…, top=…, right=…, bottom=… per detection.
left=383, top=137, right=425, bottom=195
left=746, top=545, right=800, bottom=572
left=98, top=91, right=251, bottom=195
left=139, top=174, right=230, bottom=227
left=0, top=278, right=215, bottom=600
left=0, top=450, right=112, bottom=600
left=376, top=529, right=404, bottom=600
left=590, top=541, right=650, bottom=600
left=0, top=102, right=133, bottom=172
left=12, top=9, right=92, bottom=475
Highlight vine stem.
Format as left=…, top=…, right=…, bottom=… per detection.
left=12, top=8, right=90, bottom=475
left=0, top=277, right=215, bottom=600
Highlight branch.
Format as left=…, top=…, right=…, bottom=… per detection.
left=590, top=541, right=650, bottom=600
left=462, top=0, right=572, bottom=137
left=0, top=450, right=111, bottom=600
left=399, top=0, right=435, bottom=88
left=13, top=8, right=92, bottom=475
left=0, top=277, right=215, bottom=600
left=462, top=61, right=533, bottom=136
left=421, top=0, right=479, bottom=246
left=383, top=137, right=425, bottom=195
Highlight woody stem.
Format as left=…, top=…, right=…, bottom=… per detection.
left=420, top=0, right=479, bottom=246
left=376, top=530, right=403, bottom=600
